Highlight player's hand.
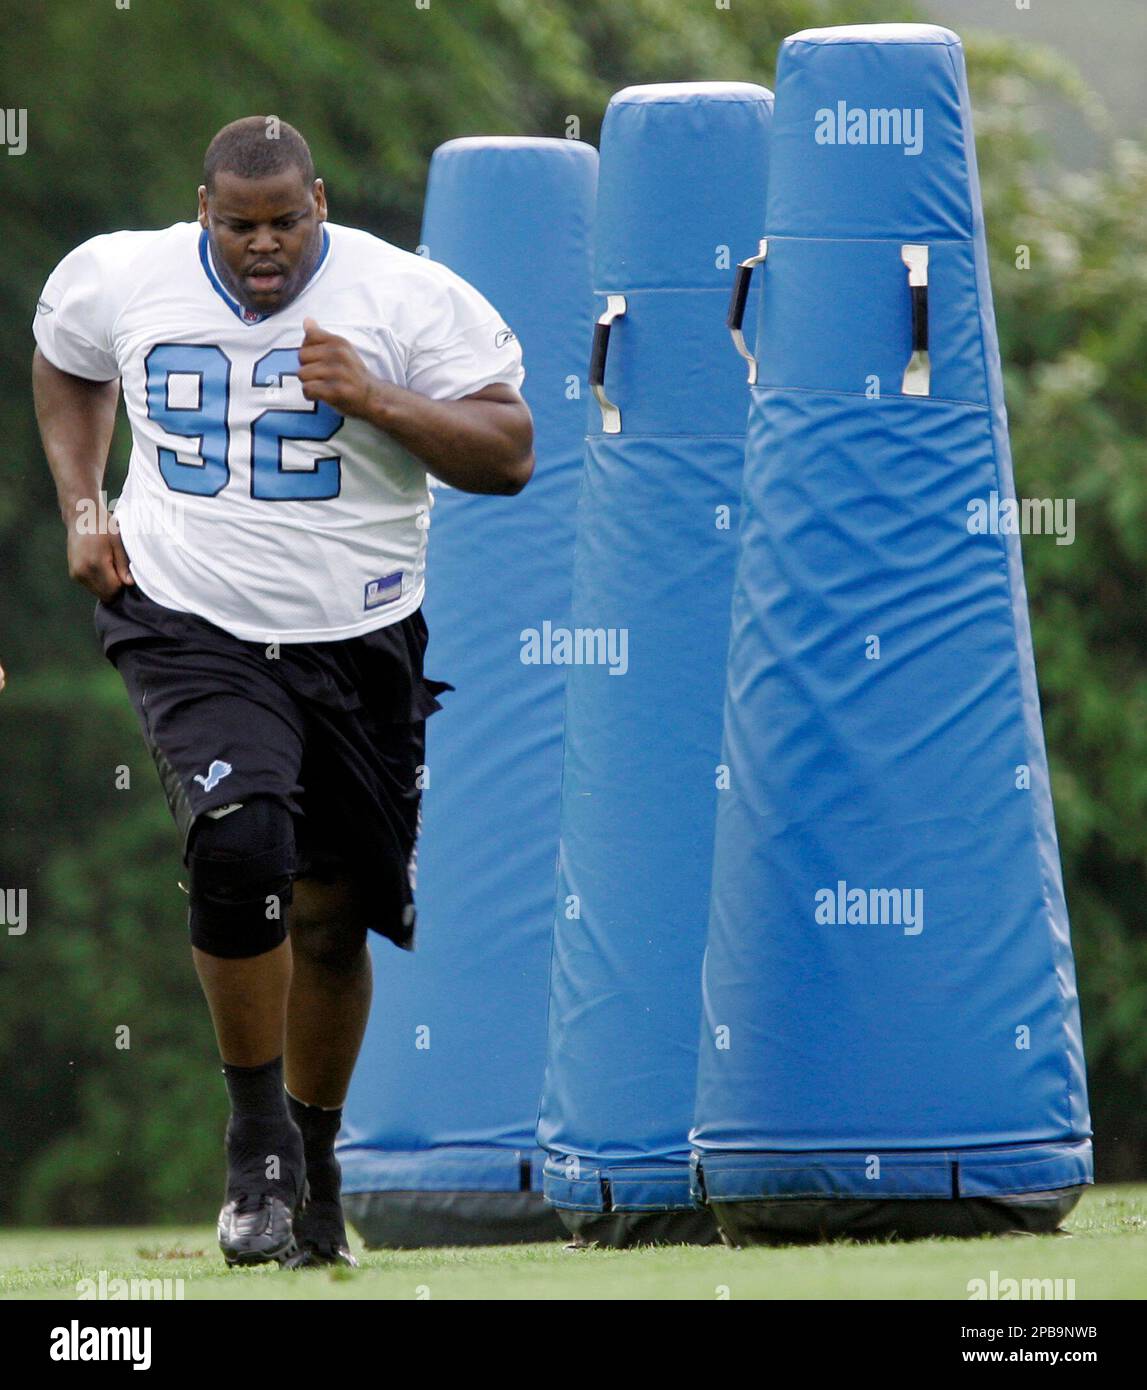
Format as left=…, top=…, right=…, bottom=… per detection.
left=298, top=318, right=378, bottom=419
left=66, top=526, right=133, bottom=602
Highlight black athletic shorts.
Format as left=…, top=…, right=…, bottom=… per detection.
left=94, top=581, right=452, bottom=951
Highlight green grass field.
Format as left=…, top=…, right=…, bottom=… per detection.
left=1, top=1186, right=1144, bottom=1300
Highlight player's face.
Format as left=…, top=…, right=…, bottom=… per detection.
left=198, top=169, right=328, bottom=315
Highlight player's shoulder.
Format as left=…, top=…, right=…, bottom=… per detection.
left=50, top=222, right=199, bottom=283
left=326, top=221, right=488, bottom=303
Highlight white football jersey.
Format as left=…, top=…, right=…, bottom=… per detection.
left=33, top=220, right=525, bottom=642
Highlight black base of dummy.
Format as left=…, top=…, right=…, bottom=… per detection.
left=558, top=1206, right=722, bottom=1248
left=344, top=1190, right=566, bottom=1248
left=711, top=1186, right=1085, bottom=1246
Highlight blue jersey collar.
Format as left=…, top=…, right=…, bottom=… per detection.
left=198, top=225, right=331, bottom=324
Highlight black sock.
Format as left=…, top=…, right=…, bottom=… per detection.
left=286, top=1091, right=343, bottom=1207
left=221, top=1058, right=304, bottom=1203
left=222, top=1055, right=290, bottom=1121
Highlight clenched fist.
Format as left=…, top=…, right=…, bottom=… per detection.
left=68, top=526, right=134, bottom=603
left=297, top=318, right=379, bottom=419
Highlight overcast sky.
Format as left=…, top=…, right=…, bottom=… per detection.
left=921, top=0, right=1146, bottom=161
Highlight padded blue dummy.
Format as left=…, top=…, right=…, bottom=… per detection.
left=690, top=26, right=1092, bottom=1243
left=536, top=84, right=774, bottom=1245
left=339, top=137, right=597, bottom=1247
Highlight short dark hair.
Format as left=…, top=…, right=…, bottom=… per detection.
left=203, top=116, right=315, bottom=193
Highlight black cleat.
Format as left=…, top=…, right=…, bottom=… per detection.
left=218, top=1192, right=300, bottom=1267
left=283, top=1197, right=357, bottom=1269
left=281, top=1240, right=357, bottom=1270
left=282, top=1095, right=357, bottom=1271
left=218, top=1113, right=307, bottom=1268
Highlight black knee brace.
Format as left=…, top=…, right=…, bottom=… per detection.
left=187, top=797, right=295, bottom=958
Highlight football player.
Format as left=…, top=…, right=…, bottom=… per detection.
left=32, top=116, right=533, bottom=1267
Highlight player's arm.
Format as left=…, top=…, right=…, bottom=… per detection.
left=297, top=318, right=534, bottom=495
left=362, top=380, right=533, bottom=495
left=31, top=347, right=132, bottom=600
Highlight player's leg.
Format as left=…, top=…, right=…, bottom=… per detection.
left=281, top=873, right=374, bottom=1268
left=275, top=607, right=445, bottom=1267
left=192, top=938, right=292, bottom=1068
left=286, top=874, right=373, bottom=1105
left=186, top=794, right=305, bottom=1264
left=186, top=794, right=309, bottom=1266
left=97, top=598, right=312, bottom=1267
left=189, top=796, right=298, bottom=1062
left=279, top=728, right=430, bottom=1267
